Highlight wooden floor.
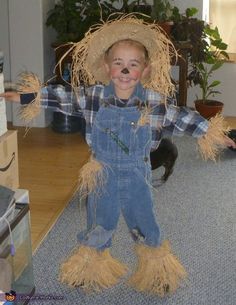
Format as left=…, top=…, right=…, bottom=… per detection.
left=13, top=125, right=90, bottom=252
left=11, top=117, right=236, bottom=253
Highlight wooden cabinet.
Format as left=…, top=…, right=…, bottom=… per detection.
left=173, top=42, right=192, bottom=106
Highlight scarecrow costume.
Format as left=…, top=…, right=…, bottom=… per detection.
left=18, top=15, right=229, bottom=296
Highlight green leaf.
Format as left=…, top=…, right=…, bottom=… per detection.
left=208, top=90, right=221, bottom=96
left=208, top=80, right=221, bottom=88
left=185, top=7, right=198, bottom=18
left=197, top=62, right=205, bottom=71
left=205, top=57, right=216, bottom=65
left=221, top=51, right=229, bottom=59
left=218, top=42, right=228, bottom=50
left=209, top=61, right=223, bottom=73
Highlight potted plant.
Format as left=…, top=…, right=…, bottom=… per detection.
left=188, top=25, right=229, bottom=119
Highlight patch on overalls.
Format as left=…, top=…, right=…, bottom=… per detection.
left=78, top=225, right=114, bottom=249
left=131, top=228, right=145, bottom=242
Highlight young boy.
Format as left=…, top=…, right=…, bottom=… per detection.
left=2, top=15, right=235, bottom=297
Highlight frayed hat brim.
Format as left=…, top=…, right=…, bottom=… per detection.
left=67, top=14, right=178, bottom=97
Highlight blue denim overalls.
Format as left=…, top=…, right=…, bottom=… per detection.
left=78, top=97, right=161, bottom=250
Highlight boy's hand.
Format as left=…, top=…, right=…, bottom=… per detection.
left=0, top=91, right=20, bottom=102
left=224, top=135, right=236, bottom=149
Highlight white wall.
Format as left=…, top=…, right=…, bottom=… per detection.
left=0, top=0, right=12, bottom=120
left=0, top=0, right=11, bottom=81
left=0, top=0, right=56, bottom=126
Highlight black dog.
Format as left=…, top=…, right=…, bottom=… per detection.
left=150, top=138, right=178, bottom=184
left=228, top=129, right=236, bottom=151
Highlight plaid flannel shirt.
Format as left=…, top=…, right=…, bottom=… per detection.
left=21, top=82, right=209, bottom=150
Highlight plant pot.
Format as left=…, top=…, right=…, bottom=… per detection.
left=158, top=21, right=174, bottom=36
left=194, top=100, right=224, bottom=119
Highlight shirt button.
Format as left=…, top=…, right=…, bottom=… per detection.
left=130, top=121, right=136, bottom=126
left=144, top=156, right=149, bottom=162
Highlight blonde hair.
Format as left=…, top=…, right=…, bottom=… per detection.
left=104, top=39, right=149, bottom=64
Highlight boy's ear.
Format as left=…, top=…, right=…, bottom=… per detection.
left=141, top=64, right=151, bottom=80
left=103, top=61, right=110, bottom=76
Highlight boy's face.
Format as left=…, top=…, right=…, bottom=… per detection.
left=104, top=41, right=150, bottom=99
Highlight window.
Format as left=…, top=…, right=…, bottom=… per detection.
left=210, top=0, right=236, bottom=61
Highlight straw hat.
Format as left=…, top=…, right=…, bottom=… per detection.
left=63, top=14, right=178, bottom=97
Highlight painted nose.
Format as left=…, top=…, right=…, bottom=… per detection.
left=121, top=68, right=130, bottom=74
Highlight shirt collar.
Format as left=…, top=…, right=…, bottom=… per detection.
left=103, top=81, right=146, bottom=103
